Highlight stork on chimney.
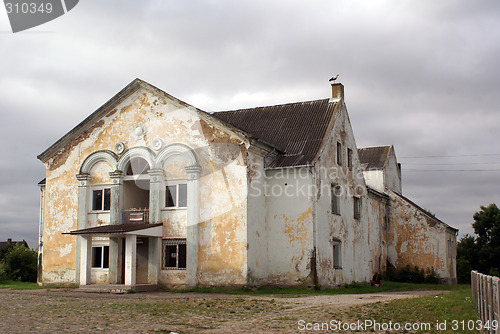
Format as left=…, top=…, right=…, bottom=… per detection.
left=329, top=74, right=339, bottom=84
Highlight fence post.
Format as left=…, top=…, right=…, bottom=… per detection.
left=479, top=273, right=484, bottom=322
left=487, top=275, right=493, bottom=334
left=472, top=271, right=477, bottom=311
left=492, top=276, right=499, bottom=334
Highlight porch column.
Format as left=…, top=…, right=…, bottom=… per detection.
left=185, top=165, right=201, bottom=288
left=109, top=170, right=123, bottom=284
left=76, top=173, right=91, bottom=285
left=124, top=234, right=137, bottom=287
left=148, top=169, right=164, bottom=285
left=79, top=235, right=92, bottom=285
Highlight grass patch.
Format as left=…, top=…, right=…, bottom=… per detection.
left=0, top=280, right=43, bottom=290
left=165, top=281, right=455, bottom=296
left=342, top=285, right=479, bottom=333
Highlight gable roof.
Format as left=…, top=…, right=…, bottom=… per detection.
left=37, top=79, right=255, bottom=164
left=38, top=78, right=340, bottom=169
left=213, top=99, right=339, bottom=168
left=358, top=145, right=393, bottom=170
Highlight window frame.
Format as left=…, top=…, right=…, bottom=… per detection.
left=162, top=238, right=187, bottom=270
left=331, top=184, right=341, bottom=216
left=91, top=245, right=109, bottom=269
left=91, top=187, right=111, bottom=212
left=332, top=240, right=342, bottom=269
left=164, top=182, right=187, bottom=209
left=347, top=148, right=353, bottom=170
left=336, top=142, right=342, bottom=166
left=353, top=196, right=361, bottom=220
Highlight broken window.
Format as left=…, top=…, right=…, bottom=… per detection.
left=91, top=246, right=109, bottom=269
left=332, top=240, right=342, bottom=269
left=337, top=142, right=342, bottom=166
left=331, top=185, right=341, bottom=215
left=165, top=183, right=187, bottom=208
left=92, top=188, right=111, bottom=211
left=353, top=197, right=361, bottom=220
left=162, top=239, right=186, bottom=269
left=347, top=148, right=353, bottom=170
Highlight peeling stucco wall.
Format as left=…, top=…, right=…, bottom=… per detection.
left=387, top=190, right=457, bottom=283
left=315, top=102, right=374, bottom=287
left=40, top=86, right=250, bottom=286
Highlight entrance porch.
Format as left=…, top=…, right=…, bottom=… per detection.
left=66, top=223, right=163, bottom=291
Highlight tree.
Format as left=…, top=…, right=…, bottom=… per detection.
left=1, top=244, right=38, bottom=282
left=456, top=204, right=500, bottom=283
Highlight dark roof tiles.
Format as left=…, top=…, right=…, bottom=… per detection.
left=358, top=146, right=392, bottom=170
left=213, top=99, right=338, bottom=168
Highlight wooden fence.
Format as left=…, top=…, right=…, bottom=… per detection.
left=471, top=270, right=500, bottom=334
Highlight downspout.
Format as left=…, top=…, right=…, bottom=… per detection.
left=38, top=183, right=45, bottom=285
left=309, top=165, right=319, bottom=289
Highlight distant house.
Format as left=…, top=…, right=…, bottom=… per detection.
left=36, top=79, right=457, bottom=291
left=0, top=238, right=29, bottom=254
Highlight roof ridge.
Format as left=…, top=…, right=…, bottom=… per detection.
left=217, top=98, right=330, bottom=113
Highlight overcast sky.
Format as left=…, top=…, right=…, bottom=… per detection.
left=1, top=0, right=499, bottom=249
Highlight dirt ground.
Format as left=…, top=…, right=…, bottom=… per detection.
left=0, top=289, right=447, bottom=333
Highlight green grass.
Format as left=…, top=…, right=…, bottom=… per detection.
left=339, top=285, right=480, bottom=333
left=165, top=280, right=457, bottom=296
left=0, top=280, right=43, bottom=290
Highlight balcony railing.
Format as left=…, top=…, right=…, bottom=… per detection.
left=123, top=208, right=149, bottom=224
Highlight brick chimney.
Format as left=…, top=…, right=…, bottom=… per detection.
left=331, top=83, right=344, bottom=102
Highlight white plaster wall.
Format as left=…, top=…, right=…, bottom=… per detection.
left=315, top=103, right=373, bottom=286
left=384, top=149, right=402, bottom=193
left=362, top=170, right=384, bottom=193
left=264, top=167, right=314, bottom=286
left=246, top=150, right=269, bottom=286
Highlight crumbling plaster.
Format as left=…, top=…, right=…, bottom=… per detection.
left=41, top=86, right=251, bottom=286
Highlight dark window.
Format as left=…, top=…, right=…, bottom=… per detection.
left=92, top=189, right=111, bottom=211
left=337, top=142, right=342, bottom=166
left=353, top=197, right=361, bottom=220
left=162, top=239, right=187, bottom=269
left=91, top=246, right=102, bottom=268
left=103, top=188, right=111, bottom=211
left=165, top=184, right=187, bottom=208
left=347, top=148, right=353, bottom=170
left=91, top=246, right=109, bottom=268
left=92, top=190, right=103, bottom=211
left=166, top=185, right=177, bottom=207
left=102, top=246, right=109, bottom=268
left=332, top=240, right=342, bottom=269
left=331, top=185, right=341, bottom=215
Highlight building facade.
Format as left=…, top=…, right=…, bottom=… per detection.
left=37, top=79, right=457, bottom=290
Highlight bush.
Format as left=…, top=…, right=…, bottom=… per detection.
left=1, top=244, right=37, bottom=282
left=383, top=265, right=440, bottom=284
left=0, top=262, right=8, bottom=282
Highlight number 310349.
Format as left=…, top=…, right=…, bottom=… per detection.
left=5, top=2, right=53, bottom=14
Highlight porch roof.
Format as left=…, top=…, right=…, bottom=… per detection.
left=64, top=223, right=163, bottom=237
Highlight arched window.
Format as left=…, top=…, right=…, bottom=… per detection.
left=125, top=157, right=150, bottom=176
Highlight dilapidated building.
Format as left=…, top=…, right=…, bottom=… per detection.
left=37, top=79, right=457, bottom=290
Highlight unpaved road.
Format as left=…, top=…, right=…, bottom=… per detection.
left=0, top=289, right=447, bottom=333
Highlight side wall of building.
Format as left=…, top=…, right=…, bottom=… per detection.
left=315, top=102, right=375, bottom=287
left=387, top=190, right=457, bottom=283
left=263, top=167, right=314, bottom=286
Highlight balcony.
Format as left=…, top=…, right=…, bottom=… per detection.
left=123, top=208, right=149, bottom=224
